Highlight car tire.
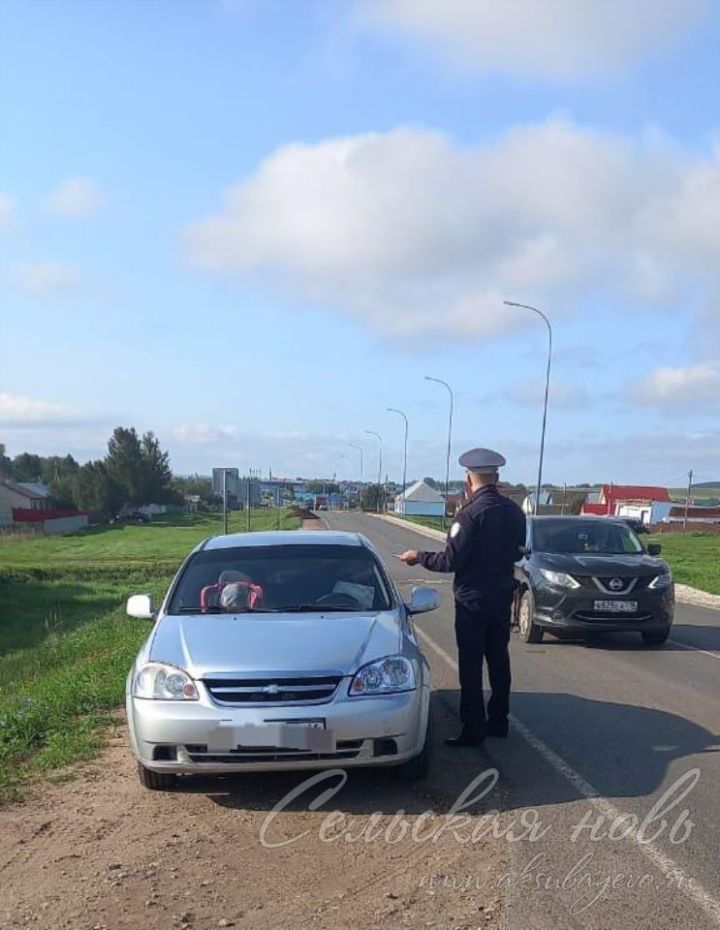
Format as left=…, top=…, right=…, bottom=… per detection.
left=517, top=589, right=544, bottom=644
left=641, top=629, right=671, bottom=647
left=137, top=762, right=177, bottom=791
left=395, top=711, right=432, bottom=781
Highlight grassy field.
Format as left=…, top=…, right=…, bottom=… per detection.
left=0, top=510, right=301, bottom=800
left=646, top=532, right=720, bottom=595
left=395, top=516, right=719, bottom=595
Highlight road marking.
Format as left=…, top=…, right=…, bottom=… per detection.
left=668, top=638, right=720, bottom=662
left=415, top=626, right=720, bottom=927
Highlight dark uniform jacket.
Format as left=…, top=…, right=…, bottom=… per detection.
left=419, top=484, right=526, bottom=606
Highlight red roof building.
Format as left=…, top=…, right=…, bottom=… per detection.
left=581, top=484, right=670, bottom=517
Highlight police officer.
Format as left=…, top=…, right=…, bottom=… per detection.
left=398, top=449, right=526, bottom=746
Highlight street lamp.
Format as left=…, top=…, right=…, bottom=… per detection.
left=365, top=430, right=383, bottom=513
left=387, top=408, right=409, bottom=512
left=425, top=376, right=454, bottom=528
left=504, top=300, right=553, bottom=516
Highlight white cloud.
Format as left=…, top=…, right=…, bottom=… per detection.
left=630, top=364, right=720, bottom=411
left=46, top=177, right=105, bottom=216
left=0, top=392, right=74, bottom=426
left=506, top=380, right=589, bottom=409
left=0, top=192, right=13, bottom=230
left=169, top=424, right=240, bottom=444
left=11, top=263, right=84, bottom=297
left=358, top=0, right=708, bottom=79
left=185, top=121, right=720, bottom=340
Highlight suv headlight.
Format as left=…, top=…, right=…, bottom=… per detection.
left=134, top=662, right=199, bottom=700
left=349, top=656, right=416, bottom=696
left=539, top=569, right=580, bottom=589
left=649, top=571, right=673, bottom=589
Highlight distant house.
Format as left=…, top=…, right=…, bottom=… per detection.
left=0, top=475, right=88, bottom=535
left=582, top=485, right=670, bottom=518
left=0, top=476, right=53, bottom=514
left=664, top=505, right=720, bottom=525
left=395, top=480, right=445, bottom=517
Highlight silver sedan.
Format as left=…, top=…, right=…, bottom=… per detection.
left=125, top=530, right=439, bottom=790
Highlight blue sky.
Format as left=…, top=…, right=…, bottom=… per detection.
left=1, top=0, right=718, bottom=486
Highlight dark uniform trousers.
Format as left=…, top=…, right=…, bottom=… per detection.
left=455, top=593, right=513, bottom=731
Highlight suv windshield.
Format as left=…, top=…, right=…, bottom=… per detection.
left=167, top=544, right=393, bottom=614
left=532, top=520, right=643, bottom=555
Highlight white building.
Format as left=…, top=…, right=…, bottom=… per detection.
left=616, top=501, right=673, bottom=525
left=394, top=480, right=446, bottom=517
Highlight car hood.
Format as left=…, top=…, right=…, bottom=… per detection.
left=148, top=611, right=403, bottom=678
left=532, top=552, right=666, bottom=577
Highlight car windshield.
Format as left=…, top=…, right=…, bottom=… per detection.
left=532, top=520, right=644, bottom=555
left=167, top=544, right=393, bottom=614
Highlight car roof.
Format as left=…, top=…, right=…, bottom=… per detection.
left=201, top=530, right=365, bottom=551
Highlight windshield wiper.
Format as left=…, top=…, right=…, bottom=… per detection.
left=265, top=604, right=359, bottom=613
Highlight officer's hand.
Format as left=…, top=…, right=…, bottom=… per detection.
left=397, top=550, right=420, bottom=565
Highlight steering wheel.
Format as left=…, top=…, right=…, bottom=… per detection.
left=315, top=592, right=364, bottom=608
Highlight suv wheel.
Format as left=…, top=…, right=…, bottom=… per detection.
left=517, top=589, right=543, bottom=644
left=137, top=762, right=177, bottom=791
left=641, top=629, right=671, bottom=647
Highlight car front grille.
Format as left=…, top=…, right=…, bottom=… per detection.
left=184, top=739, right=363, bottom=764
left=202, top=675, right=343, bottom=706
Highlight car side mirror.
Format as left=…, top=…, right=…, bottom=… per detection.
left=407, top=586, right=440, bottom=614
left=647, top=543, right=662, bottom=556
left=126, top=593, right=156, bottom=620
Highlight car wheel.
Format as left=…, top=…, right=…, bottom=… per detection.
left=395, top=711, right=432, bottom=781
left=137, top=762, right=177, bottom=791
left=641, top=629, right=671, bottom=647
left=517, top=589, right=543, bottom=644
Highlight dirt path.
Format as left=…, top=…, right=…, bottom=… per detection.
left=0, top=683, right=508, bottom=930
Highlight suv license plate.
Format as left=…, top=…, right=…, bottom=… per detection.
left=594, top=600, right=638, bottom=613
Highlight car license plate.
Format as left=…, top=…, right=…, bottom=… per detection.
left=594, top=600, right=638, bottom=613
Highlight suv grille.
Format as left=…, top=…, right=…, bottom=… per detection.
left=203, top=676, right=342, bottom=705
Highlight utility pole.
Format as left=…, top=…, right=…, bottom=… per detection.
left=683, top=469, right=694, bottom=533
left=222, top=469, right=228, bottom=535
left=561, top=482, right=567, bottom=516
left=246, top=469, right=251, bottom=532
left=424, top=376, right=454, bottom=530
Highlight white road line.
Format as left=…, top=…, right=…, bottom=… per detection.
left=415, top=626, right=720, bottom=928
left=668, top=638, right=720, bottom=662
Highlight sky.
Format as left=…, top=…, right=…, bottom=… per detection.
left=0, top=0, right=718, bottom=487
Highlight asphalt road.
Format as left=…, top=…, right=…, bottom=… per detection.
left=324, top=511, right=720, bottom=930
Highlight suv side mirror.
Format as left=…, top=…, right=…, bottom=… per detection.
left=407, top=586, right=440, bottom=614
left=126, top=593, right=156, bottom=620
left=646, top=543, right=662, bottom=557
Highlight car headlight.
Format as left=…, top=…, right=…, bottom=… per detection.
left=648, top=571, right=673, bottom=589
left=539, top=569, right=580, bottom=589
left=349, top=656, right=416, bottom=696
left=133, top=662, right=199, bottom=700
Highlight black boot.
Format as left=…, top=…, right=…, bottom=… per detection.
left=485, top=720, right=509, bottom=738
left=444, top=726, right=485, bottom=747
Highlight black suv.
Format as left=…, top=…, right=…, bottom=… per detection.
left=514, top=517, right=674, bottom=647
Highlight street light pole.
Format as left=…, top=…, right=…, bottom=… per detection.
left=365, top=430, right=383, bottom=513
left=348, top=443, right=364, bottom=483
left=424, top=376, right=454, bottom=529
left=387, top=407, right=409, bottom=513
left=504, top=301, right=553, bottom=516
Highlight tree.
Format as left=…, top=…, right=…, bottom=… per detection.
left=361, top=484, right=385, bottom=511
left=306, top=480, right=340, bottom=495
left=0, top=443, right=12, bottom=477
left=40, top=454, right=79, bottom=485
left=140, top=431, right=174, bottom=502
left=11, top=452, right=43, bottom=482
left=171, top=474, right=214, bottom=503
left=72, top=461, right=124, bottom=519
left=423, top=477, right=440, bottom=490
left=106, top=427, right=146, bottom=506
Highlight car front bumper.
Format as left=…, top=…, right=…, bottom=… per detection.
left=532, top=583, right=674, bottom=634
left=127, top=681, right=430, bottom=775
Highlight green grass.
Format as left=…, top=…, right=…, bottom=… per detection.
left=399, top=515, right=448, bottom=532
left=646, top=532, right=720, bottom=595
left=0, top=509, right=301, bottom=800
